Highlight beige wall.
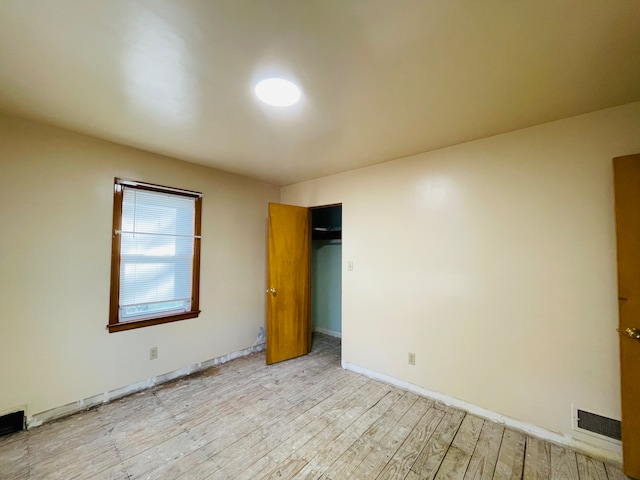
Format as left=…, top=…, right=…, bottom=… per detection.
left=0, top=114, right=279, bottom=418
left=282, top=102, right=640, bottom=447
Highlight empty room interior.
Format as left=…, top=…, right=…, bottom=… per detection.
left=1, top=1, right=640, bottom=479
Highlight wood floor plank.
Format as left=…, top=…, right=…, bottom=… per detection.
left=154, top=357, right=272, bottom=408
left=220, top=375, right=368, bottom=479
left=127, top=374, right=316, bottom=479
left=119, top=346, right=347, bottom=479
left=209, top=374, right=373, bottom=478
left=201, top=397, right=305, bottom=476
left=434, top=414, right=484, bottom=480
left=0, top=431, right=30, bottom=480
left=163, top=380, right=267, bottom=430
left=263, top=458, right=309, bottom=480
left=493, top=429, right=526, bottom=480
left=85, top=462, right=131, bottom=480
left=28, top=408, right=110, bottom=459
left=294, top=387, right=402, bottom=479
left=410, top=409, right=466, bottom=479
left=322, top=392, right=417, bottom=479
left=30, top=441, right=121, bottom=480
left=0, top=334, right=626, bottom=480
left=376, top=405, right=446, bottom=480
left=549, top=444, right=579, bottom=480
left=235, top=376, right=370, bottom=480
left=575, top=453, right=607, bottom=480
left=523, top=436, right=551, bottom=480
left=605, top=463, right=633, bottom=480
left=267, top=379, right=392, bottom=478
left=349, top=396, right=434, bottom=480
left=462, top=419, right=504, bottom=480
left=121, top=431, right=206, bottom=480
left=186, top=386, right=286, bottom=447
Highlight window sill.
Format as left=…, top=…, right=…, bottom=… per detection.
left=107, top=310, right=201, bottom=333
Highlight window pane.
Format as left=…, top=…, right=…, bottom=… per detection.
left=119, top=186, right=195, bottom=318
left=119, top=257, right=193, bottom=306
left=122, top=189, right=194, bottom=236
left=120, top=232, right=194, bottom=256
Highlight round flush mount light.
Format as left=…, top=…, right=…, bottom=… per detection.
left=254, top=78, right=301, bottom=107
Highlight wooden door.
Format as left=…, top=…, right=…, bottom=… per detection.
left=613, top=154, right=640, bottom=479
left=266, top=203, right=311, bottom=364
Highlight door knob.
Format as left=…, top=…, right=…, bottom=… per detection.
left=266, top=287, right=277, bottom=295
left=625, top=327, right=640, bottom=340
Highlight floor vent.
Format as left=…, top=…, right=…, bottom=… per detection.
left=577, top=409, right=621, bottom=441
left=0, top=411, right=25, bottom=437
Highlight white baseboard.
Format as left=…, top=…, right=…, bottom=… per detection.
left=28, top=342, right=266, bottom=428
left=314, top=327, right=342, bottom=338
left=342, top=361, right=622, bottom=467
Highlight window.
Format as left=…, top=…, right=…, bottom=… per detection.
left=108, top=178, right=202, bottom=332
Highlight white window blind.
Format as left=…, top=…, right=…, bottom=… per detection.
left=118, top=187, right=196, bottom=321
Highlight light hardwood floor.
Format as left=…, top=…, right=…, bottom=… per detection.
left=0, top=334, right=631, bottom=479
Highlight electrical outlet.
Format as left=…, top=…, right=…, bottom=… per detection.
left=408, top=352, right=415, bottom=365
left=149, top=347, right=158, bottom=360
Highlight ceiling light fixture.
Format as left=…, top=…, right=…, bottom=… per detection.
left=254, top=78, right=301, bottom=107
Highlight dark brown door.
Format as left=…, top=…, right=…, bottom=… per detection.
left=266, top=203, right=311, bottom=364
left=613, top=154, right=640, bottom=479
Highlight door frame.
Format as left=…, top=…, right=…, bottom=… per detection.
left=265, top=201, right=343, bottom=363
left=309, top=203, right=343, bottom=340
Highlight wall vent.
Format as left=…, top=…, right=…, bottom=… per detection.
left=576, top=409, right=621, bottom=441
left=0, top=411, right=25, bottom=437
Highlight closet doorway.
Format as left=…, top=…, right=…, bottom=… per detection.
left=310, top=204, right=342, bottom=339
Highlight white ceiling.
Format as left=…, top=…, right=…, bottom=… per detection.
left=1, top=1, right=639, bottom=186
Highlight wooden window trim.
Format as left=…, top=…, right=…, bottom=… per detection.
left=108, top=178, right=202, bottom=333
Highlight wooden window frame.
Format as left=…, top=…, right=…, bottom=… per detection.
left=108, top=178, right=202, bottom=333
